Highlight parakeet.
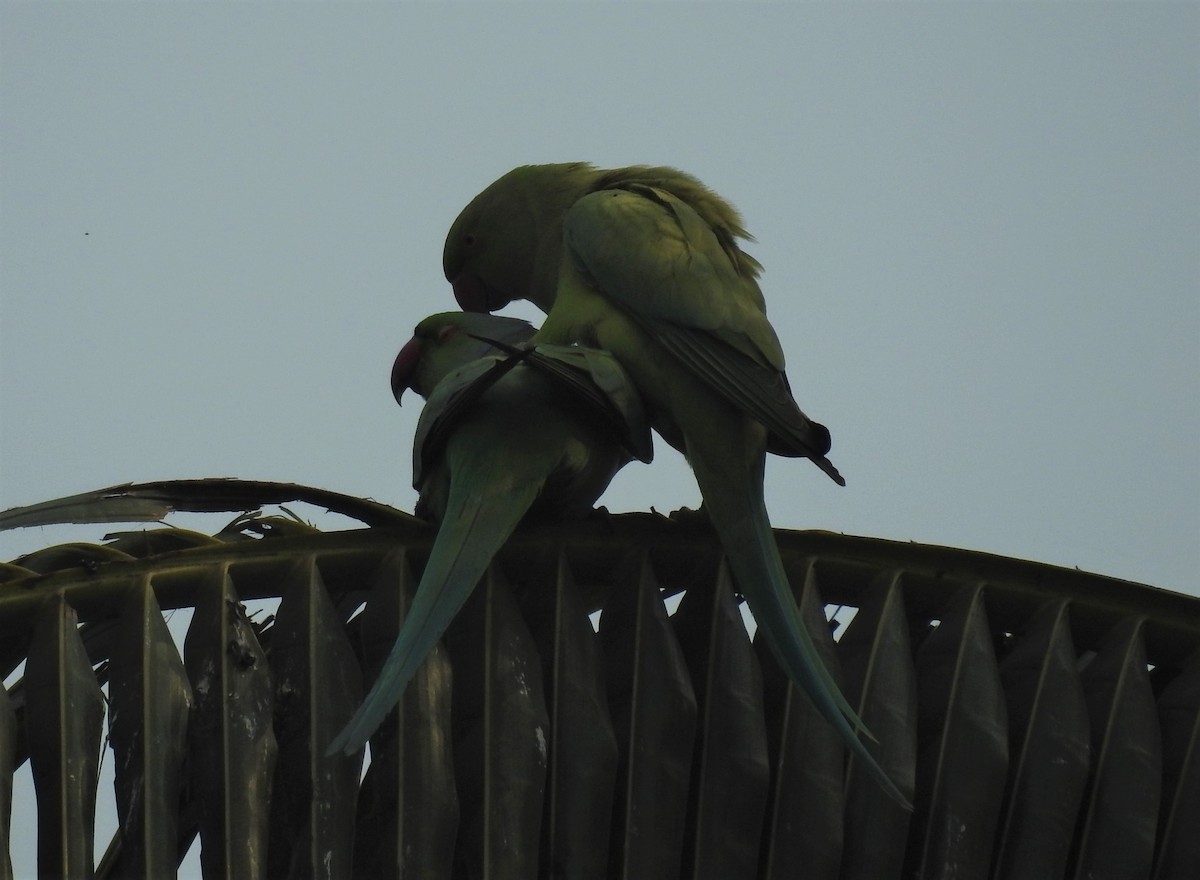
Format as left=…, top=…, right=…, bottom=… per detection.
left=443, top=164, right=910, bottom=806
left=328, top=311, right=652, bottom=755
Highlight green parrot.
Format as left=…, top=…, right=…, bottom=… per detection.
left=443, top=164, right=910, bottom=806
left=328, top=311, right=652, bottom=755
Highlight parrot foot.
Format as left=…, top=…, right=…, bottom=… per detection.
left=668, top=505, right=713, bottom=531
left=584, top=505, right=617, bottom=533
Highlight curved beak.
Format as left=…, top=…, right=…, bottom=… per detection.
left=390, top=337, right=423, bottom=405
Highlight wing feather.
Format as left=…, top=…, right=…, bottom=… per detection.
left=412, top=354, right=521, bottom=488
left=524, top=345, right=655, bottom=464
left=564, top=184, right=843, bottom=482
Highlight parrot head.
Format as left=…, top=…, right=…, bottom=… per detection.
left=443, top=163, right=597, bottom=314
left=391, top=311, right=536, bottom=405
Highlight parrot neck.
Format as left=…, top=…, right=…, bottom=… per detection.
left=524, top=167, right=599, bottom=312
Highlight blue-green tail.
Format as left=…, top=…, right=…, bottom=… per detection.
left=327, top=462, right=543, bottom=756
left=690, top=452, right=912, bottom=808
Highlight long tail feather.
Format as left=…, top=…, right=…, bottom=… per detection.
left=327, top=464, right=544, bottom=756
left=689, top=452, right=911, bottom=808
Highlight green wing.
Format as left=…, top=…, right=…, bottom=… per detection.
left=411, top=353, right=524, bottom=489
left=564, top=184, right=842, bottom=482
left=523, top=344, right=655, bottom=464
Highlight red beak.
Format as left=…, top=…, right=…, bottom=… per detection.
left=390, top=337, right=423, bottom=405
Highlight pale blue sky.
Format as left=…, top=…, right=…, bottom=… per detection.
left=2, top=2, right=1197, bottom=873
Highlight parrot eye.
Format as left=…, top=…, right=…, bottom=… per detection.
left=463, top=233, right=476, bottom=247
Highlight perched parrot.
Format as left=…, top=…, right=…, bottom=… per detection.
left=328, top=311, right=652, bottom=755
left=443, top=164, right=910, bottom=806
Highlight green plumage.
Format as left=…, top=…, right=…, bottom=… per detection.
left=327, top=312, right=650, bottom=755
left=444, top=164, right=911, bottom=807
